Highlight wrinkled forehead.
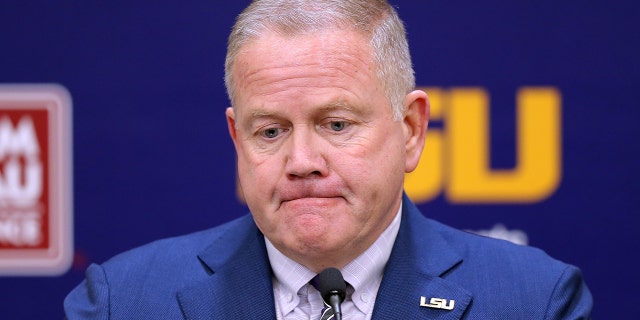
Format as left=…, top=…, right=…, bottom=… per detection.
left=240, top=27, right=371, bottom=59
left=233, top=29, right=375, bottom=87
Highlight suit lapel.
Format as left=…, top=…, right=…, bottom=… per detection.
left=177, top=217, right=276, bottom=319
left=372, top=196, right=473, bottom=319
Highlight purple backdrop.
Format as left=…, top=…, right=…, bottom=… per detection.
left=1, top=1, right=638, bottom=318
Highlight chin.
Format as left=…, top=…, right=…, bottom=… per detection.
left=294, top=239, right=341, bottom=259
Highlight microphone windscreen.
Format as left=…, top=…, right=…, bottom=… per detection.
left=317, top=267, right=347, bottom=302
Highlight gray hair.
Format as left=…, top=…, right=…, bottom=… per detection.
left=224, top=0, right=415, bottom=120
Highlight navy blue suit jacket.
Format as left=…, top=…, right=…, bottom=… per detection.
left=65, top=196, right=592, bottom=319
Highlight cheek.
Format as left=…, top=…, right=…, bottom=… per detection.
left=340, top=130, right=404, bottom=172
left=237, top=139, right=278, bottom=177
left=338, top=135, right=405, bottom=196
left=239, top=162, right=274, bottom=194
left=236, top=147, right=280, bottom=205
left=235, top=134, right=295, bottom=215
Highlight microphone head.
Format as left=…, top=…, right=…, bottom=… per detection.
left=317, top=267, right=346, bottom=303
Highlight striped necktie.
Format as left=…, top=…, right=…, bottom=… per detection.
left=319, top=299, right=335, bottom=320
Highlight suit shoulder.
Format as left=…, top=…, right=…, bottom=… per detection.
left=100, top=214, right=255, bottom=275
left=65, top=214, right=260, bottom=318
left=431, top=219, right=591, bottom=316
left=426, top=218, right=584, bottom=293
left=436, top=219, right=566, bottom=269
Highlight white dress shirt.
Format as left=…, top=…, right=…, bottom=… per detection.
left=266, top=204, right=402, bottom=320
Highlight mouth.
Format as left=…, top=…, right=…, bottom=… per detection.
left=279, top=195, right=344, bottom=211
left=277, top=182, right=346, bottom=210
left=282, top=196, right=340, bottom=203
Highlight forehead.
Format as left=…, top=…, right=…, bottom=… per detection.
left=237, top=27, right=372, bottom=64
left=231, top=29, right=379, bottom=106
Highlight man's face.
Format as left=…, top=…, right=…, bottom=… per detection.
left=226, top=29, right=427, bottom=271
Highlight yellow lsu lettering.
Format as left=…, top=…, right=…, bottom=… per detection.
left=405, top=87, right=561, bottom=204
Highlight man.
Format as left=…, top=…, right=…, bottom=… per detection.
left=65, top=0, right=592, bottom=319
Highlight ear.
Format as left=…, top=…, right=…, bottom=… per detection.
left=226, top=107, right=247, bottom=202
left=402, top=90, right=430, bottom=173
left=226, top=107, right=239, bottom=146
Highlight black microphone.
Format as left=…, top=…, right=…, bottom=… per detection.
left=317, top=267, right=347, bottom=320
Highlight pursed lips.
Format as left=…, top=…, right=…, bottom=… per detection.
left=276, top=198, right=343, bottom=217
left=278, top=190, right=344, bottom=209
left=281, top=195, right=341, bottom=203
left=276, top=181, right=347, bottom=210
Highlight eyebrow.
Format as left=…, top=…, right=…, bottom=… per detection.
left=247, top=109, right=279, bottom=118
left=322, top=101, right=355, bottom=113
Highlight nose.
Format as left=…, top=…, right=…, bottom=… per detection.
left=284, top=127, right=328, bottom=179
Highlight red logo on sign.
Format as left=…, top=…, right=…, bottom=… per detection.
left=0, top=84, right=72, bottom=275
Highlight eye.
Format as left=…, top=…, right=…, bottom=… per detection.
left=329, top=121, right=348, bottom=132
left=260, top=127, right=282, bottom=139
